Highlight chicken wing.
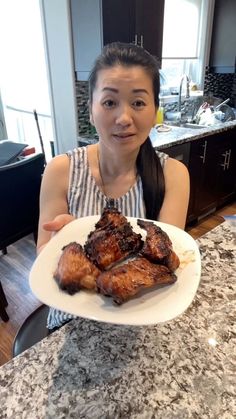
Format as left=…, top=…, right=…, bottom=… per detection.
left=54, top=242, right=101, bottom=294
left=137, top=219, right=180, bottom=271
left=96, top=257, right=177, bottom=304
left=84, top=208, right=143, bottom=270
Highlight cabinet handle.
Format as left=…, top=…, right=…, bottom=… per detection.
left=226, top=149, right=231, bottom=169
left=220, top=152, right=228, bottom=171
left=140, top=35, right=143, bottom=48
left=199, top=140, right=207, bottom=164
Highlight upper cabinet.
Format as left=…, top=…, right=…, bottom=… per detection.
left=209, top=0, right=236, bottom=73
left=70, top=0, right=165, bottom=81
left=103, top=0, right=164, bottom=65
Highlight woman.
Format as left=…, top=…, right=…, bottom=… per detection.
left=37, top=42, right=189, bottom=329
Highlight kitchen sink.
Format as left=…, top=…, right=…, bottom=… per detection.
left=166, top=121, right=207, bottom=130
left=179, top=122, right=207, bottom=129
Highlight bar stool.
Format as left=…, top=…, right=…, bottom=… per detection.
left=12, top=304, right=50, bottom=357
left=0, top=281, right=9, bottom=322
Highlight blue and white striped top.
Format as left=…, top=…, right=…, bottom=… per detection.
left=47, top=146, right=168, bottom=329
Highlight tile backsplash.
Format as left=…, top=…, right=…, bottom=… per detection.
left=204, top=66, right=236, bottom=107
left=75, top=81, right=94, bottom=138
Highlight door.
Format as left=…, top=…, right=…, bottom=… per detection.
left=102, top=0, right=164, bottom=61
left=189, top=137, right=218, bottom=218
left=136, top=0, right=164, bottom=61
left=102, top=0, right=135, bottom=45
left=216, top=130, right=236, bottom=206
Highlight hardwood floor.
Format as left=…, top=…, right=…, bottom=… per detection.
left=0, top=201, right=235, bottom=366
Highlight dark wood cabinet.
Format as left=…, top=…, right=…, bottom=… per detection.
left=188, top=128, right=236, bottom=222
left=188, top=137, right=218, bottom=220
left=102, top=0, right=164, bottom=63
left=215, top=129, right=236, bottom=207
left=160, top=127, right=236, bottom=224
left=102, top=0, right=135, bottom=46
left=161, top=142, right=190, bottom=166
left=71, top=0, right=164, bottom=80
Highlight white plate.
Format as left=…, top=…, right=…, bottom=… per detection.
left=29, top=216, right=201, bottom=325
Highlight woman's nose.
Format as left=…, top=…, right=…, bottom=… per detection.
left=115, top=105, right=132, bottom=126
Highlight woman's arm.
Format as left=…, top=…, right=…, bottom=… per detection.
left=158, top=158, right=190, bottom=229
left=37, top=154, right=71, bottom=253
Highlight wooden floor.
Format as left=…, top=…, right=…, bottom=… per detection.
left=0, top=202, right=235, bottom=366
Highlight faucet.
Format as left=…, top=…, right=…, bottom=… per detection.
left=178, top=74, right=190, bottom=119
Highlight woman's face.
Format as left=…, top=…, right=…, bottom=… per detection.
left=90, top=65, right=156, bottom=154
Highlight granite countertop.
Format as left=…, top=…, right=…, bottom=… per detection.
left=0, top=222, right=236, bottom=418
left=78, top=120, right=236, bottom=150
left=150, top=120, right=236, bottom=150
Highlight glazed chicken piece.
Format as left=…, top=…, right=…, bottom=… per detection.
left=95, top=206, right=128, bottom=229
left=84, top=208, right=143, bottom=270
left=137, top=219, right=180, bottom=271
left=163, top=250, right=180, bottom=272
left=54, top=242, right=101, bottom=295
left=96, top=257, right=177, bottom=304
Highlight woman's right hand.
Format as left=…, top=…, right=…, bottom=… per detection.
left=37, top=214, right=75, bottom=254
left=43, top=214, right=75, bottom=234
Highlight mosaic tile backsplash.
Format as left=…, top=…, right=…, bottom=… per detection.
left=204, top=66, right=236, bottom=107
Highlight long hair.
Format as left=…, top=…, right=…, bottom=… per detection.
left=88, top=42, right=165, bottom=220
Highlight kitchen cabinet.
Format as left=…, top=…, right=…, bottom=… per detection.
left=70, top=0, right=165, bottom=81
left=102, top=0, right=164, bottom=63
left=188, top=128, right=236, bottom=222
left=160, top=127, right=236, bottom=224
left=216, top=129, right=236, bottom=207
left=209, top=0, right=236, bottom=73
left=160, top=142, right=196, bottom=223
left=161, top=142, right=190, bottom=167
left=188, top=137, right=218, bottom=220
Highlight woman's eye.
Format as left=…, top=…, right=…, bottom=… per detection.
left=133, top=100, right=146, bottom=108
left=102, top=99, right=116, bottom=108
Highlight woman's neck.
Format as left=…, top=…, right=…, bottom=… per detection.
left=95, top=143, right=139, bottom=198
left=97, top=143, right=138, bottom=178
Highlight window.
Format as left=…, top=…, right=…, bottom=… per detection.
left=161, top=0, right=215, bottom=94
left=0, top=0, right=53, bottom=160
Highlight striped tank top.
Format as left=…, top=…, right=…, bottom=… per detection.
left=47, top=146, right=168, bottom=329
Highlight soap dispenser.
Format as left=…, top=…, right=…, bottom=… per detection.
left=156, top=98, right=164, bottom=124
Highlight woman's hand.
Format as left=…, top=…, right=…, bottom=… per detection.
left=37, top=214, right=75, bottom=254
left=43, top=214, right=75, bottom=234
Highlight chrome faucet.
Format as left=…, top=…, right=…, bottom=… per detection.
left=178, top=74, right=190, bottom=117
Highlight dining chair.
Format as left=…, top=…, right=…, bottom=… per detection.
left=12, top=304, right=50, bottom=357
left=0, top=152, right=45, bottom=254
left=0, top=281, right=9, bottom=322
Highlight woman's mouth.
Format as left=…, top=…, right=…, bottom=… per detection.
left=112, top=133, right=135, bottom=140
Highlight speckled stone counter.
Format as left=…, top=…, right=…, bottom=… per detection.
left=150, top=120, right=236, bottom=150
left=0, top=222, right=235, bottom=418
left=78, top=120, right=236, bottom=151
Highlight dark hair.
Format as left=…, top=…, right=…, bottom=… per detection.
left=89, top=42, right=165, bottom=220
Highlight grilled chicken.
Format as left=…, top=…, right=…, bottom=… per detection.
left=54, top=242, right=101, bottom=294
left=162, top=250, right=180, bottom=272
left=95, top=206, right=128, bottom=229
left=84, top=208, right=143, bottom=270
left=96, top=257, right=177, bottom=304
left=137, top=219, right=180, bottom=271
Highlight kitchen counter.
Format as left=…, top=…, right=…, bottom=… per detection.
left=150, top=119, right=236, bottom=150
left=78, top=120, right=236, bottom=150
left=0, top=222, right=236, bottom=418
